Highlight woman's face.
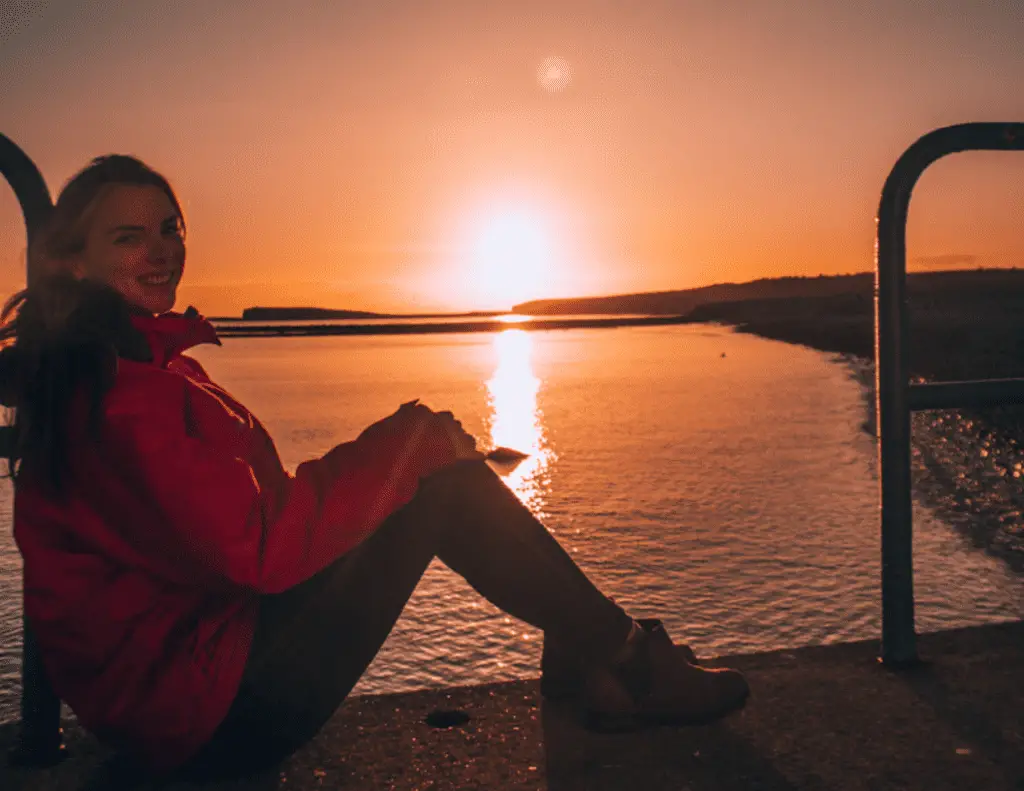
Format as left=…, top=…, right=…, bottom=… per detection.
left=72, top=183, right=185, bottom=314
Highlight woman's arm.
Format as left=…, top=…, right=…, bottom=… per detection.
left=94, top=381, right=459, bottom=593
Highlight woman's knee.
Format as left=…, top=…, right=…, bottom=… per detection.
left=374, top=462, right=498, bottom=542
left=419, top=458, right=504, bottom=499
left=416, top=459, right=527, bottom=524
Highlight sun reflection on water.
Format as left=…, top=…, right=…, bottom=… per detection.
left=486, top=329, right=553, bottom=514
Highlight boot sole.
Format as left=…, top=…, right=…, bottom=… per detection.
left=582, top=689, right=750, bottom=733
left=539, top=677, right=580, bottom=702
left=541, top=654, right=703, bottom=703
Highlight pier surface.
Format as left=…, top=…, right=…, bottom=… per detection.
left=2, top=620, right=1021, bottom=790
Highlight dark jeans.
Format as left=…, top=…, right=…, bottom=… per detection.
left=179, top=460, right=632, bottom=779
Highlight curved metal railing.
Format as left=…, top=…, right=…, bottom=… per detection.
left=0, top=133, right=63, bottom=766
left=875, top=122, right=1024, bottom=666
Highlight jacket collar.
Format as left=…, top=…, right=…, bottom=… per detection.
left=128, top=305, right=222, bottom=368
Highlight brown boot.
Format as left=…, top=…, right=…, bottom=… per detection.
left=540, top=618, right=698, bottom=701
left=580, top=623, right=749, bottom=732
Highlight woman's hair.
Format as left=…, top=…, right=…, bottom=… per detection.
left=0, top=154, right=184, bottom=498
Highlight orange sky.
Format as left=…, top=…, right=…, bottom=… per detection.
left=1, top=0, right=1022, bottom=316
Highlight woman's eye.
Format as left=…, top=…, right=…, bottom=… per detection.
left=115, top=233, right=140, bottom=244
left=163, top=222, right=185, bottom=240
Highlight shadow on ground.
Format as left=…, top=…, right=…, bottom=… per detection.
left=1, top=621, right=1021, bottom=790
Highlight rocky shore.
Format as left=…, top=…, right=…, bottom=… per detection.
left=784, top=347, right=1024, bottom=573
left=683, top=273, right=1024, bottom=573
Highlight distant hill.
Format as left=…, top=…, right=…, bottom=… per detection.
left=240, top=306, right=387, bottom=321
left=512, top=269, right=1024, bottom=316
left=512, top=274, right=874, bottom=315
left=227, top=307, right=505, bottom=322
left=225, top=269, right=1024, bottom=323
left=682, top=268, right=1024, bottom=381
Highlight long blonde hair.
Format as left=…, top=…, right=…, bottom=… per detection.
left=0, top=155, right=185, bottom=497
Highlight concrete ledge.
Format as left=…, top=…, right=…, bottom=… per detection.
left=2, top=620, right=1022, bottom=790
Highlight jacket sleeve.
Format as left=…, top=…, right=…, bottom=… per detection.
left=94, top=378, right=457, bottom=593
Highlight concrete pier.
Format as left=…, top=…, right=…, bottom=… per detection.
left=2, top=620, right=1021, bottom=790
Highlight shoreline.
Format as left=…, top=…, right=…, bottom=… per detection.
left=729, top=321, right=1024, bottom=574
left=212, top=313, right=692, bottom=338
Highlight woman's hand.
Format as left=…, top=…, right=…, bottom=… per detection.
left=361, top=400, right=484, bottom=468
left=429, top=408, right=484, bottom=462
left=397, top=400, right=483, bottom=462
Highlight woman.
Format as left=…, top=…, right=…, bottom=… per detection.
left=0, top=155, right=749, bottom=779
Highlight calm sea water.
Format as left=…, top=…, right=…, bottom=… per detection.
left=0, top=324, right=1021, bottom=723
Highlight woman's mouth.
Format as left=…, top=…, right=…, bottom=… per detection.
left=139, top=271, right=175, bottom=287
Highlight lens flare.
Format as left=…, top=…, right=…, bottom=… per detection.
left=537, top=56, right=572, bottom=92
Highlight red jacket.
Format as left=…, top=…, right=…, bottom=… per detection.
left=13, top=308, right=457, bottom=770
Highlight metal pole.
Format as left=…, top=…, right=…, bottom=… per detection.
left=13, top=620, right=64, bottom=766
left=0, top=133, right=52, bottom=284
left=875, top=122, right=1024, bottom=667
left=0, top=133, right=65, bottom=764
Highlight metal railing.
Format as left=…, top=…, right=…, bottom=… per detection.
left=0, top=121, right=1021, bottom=765
left=875, top=122, right=1024, bottom=666
left=0, top=133, right=64, bottom=766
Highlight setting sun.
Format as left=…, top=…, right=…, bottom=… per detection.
left=467, top=208, right=553, bottom=309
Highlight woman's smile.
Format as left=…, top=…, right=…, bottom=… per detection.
left=138, top=271, right=176, bottom=287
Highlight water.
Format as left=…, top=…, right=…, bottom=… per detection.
left=0, top=324, right=1021, bottom=722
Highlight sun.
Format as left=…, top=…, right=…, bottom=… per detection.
left=469, top=209, right=552, bottom=308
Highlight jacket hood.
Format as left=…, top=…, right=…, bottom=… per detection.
left=0, top=297, right=223, bottom=408
left=128, top=305, right=222, bottom=368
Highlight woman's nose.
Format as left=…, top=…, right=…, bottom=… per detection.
left=146, top=237, right=173, bottom=263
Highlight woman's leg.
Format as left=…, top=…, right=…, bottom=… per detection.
left=181, top=459, right=634, bottom=777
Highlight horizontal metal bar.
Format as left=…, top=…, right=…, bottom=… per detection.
left=909, top=378, right=1024, bottom=411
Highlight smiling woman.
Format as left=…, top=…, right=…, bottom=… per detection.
left=23, top=158, right=188, bottom=316
left=467, top=208, right=553, bottom=309
left=0, top=151, right=750, bottom=780
left=71, top=184, right=186, bottom=314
